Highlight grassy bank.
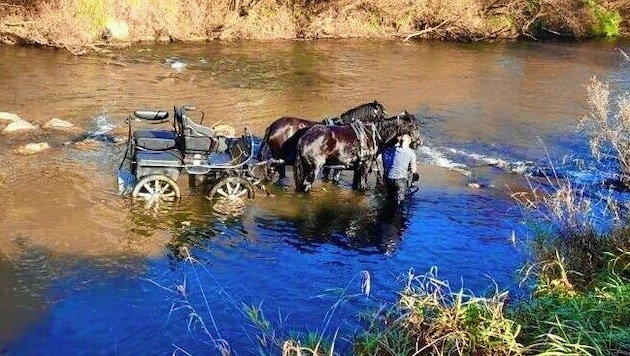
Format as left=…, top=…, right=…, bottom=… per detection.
left=0, top=0, right=629, bottom=54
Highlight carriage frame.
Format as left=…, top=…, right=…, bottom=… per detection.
left=118, top=105, right=281, bottom=209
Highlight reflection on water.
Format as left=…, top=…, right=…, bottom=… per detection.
left=253, top=188, right=410, bottom=254
left=1, top=38, right=630, bottom=354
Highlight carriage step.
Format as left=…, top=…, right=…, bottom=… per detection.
left=323, top=165, right=349, bottom=170
left=185, top=165, right=211, bottom=175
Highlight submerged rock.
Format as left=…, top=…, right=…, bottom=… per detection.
left=43, top=118, right=78, bottom=131
left=73, top=138, right=102, bottom=151
left=214, top=124, right=236, bottom=138
left=15, top=142, right=50, bottom=155
left=3, top=120, right=37, bottom=133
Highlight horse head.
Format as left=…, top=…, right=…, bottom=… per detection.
left=338, top=100, right=388, bottom=124
left=396, top=110, right=421, bottom=146
left=375, top=110, right=420, bottom=146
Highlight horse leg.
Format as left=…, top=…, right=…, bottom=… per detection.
left=351, top=163, right=370, bottom=191
left=322, top=166, right=331, bottom=181
left=352, top=165, right=361, bottom=190
left=278, top=163, right=287, bottom=180
left=374, top=154, right=384, bottom=186
left=294, top=156, right=305, bottom=192
left=306, top=163, right=322, bottom=192
left=332, top=169, right=342, bottom=182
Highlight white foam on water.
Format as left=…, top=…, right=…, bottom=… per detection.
left=166, top=58, right=187, bottom=71
left=92, top=115, right=115, bottom=135
left=418, top=146, right=471, bottom=176
left=444, top=147, right=515, bottom=169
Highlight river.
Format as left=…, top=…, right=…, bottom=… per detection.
left=1, top=38, right=629, bottom=355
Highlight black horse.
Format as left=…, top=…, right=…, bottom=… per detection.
left=294, top=111, right=420, bottom=193
left=258, top=101, right=387, bottom=179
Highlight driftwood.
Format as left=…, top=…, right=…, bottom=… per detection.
left=618, top=48, right=630, bottom=62
left=403, top=18, right=451, bottom=42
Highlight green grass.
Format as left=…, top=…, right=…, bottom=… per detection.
left=584, top=0, right=622, bottom=37
left=353, top=267, right=524, bottom=355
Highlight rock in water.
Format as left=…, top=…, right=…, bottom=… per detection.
left=3, top=120, right=37, bottom=133
left=43, top=118, right=75, bottom=130
left=15, top=142, right=50, bottom=155
left=0, top=112, right=23, bottom=122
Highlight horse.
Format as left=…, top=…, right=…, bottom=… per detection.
left=258, top=101, right=387, bottom=180
left=294, top=111, right=421, bottom=193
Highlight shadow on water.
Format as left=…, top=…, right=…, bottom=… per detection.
left=249, top=185, right=412, bottom=255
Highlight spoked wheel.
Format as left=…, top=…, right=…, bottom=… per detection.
left=208, top=176, right=255, bottom=200
left=207, top=177, right=256, bottom=215
left=132, top=175, right=181, bottom=210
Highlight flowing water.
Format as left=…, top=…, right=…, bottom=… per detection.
left=1, top=39, right=629, bottom=355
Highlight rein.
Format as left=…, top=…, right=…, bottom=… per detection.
left=350, top=121, right=379, bottom=161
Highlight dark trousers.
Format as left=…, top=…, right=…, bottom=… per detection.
left=386, top=178, right=408, bottom=205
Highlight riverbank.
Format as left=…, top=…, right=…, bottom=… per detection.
left=1, top=0, right=629, bottom=54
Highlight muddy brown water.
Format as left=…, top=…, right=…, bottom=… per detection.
left=1, top=39, right=629, bottom=354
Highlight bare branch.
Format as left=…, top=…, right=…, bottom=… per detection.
left=403, top=18, right=451, bottom=42
left=617, top=47, right=630, bottom=62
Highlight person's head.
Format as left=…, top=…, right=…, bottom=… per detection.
left=400, top=134, right=412, bottom=148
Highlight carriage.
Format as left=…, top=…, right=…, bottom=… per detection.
left=118, top=105, right=280, bottom=209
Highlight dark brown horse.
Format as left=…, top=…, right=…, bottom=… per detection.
left=294, top=111, right=420, bottom=193
left=258, top=101, right=387, bottom=179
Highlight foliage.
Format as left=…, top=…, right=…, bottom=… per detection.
left=353, top=267, right=524, bottom=356
left=512, top=248, right=630, bottom=355
left=580, top=77, right=630, bottom=178
left=1, top=0, right=628, bottom=53
left=584, top=0, right=622, bottom=36
left=75, top=0, right=107, bottom=35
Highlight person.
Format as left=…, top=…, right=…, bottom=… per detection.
left=384, top=134, right=419, bottom=206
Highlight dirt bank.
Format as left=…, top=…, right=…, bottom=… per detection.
left=1, top=0, right=629, bottom=54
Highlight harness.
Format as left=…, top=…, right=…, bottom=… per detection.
left=322, top=117, right=337, bottom=126
left=350, top=120, right=379, bottom=162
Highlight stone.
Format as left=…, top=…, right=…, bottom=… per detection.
left=213, top=124, right=236, bottom=137
left=74, top=138, right=102, bottom=151
left=43, top=118, right=74, bottom=130
left=103, top=19, right=129, bottom=41
left=0, top=112, right=22, bottom=122
left=3, top=120, right=37, bottom=133
left=15, top=142, right=50, bottom=155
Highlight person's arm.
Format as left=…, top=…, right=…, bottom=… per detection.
left=410, top=151, right=419, bottom=182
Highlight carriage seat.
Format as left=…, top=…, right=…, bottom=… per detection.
left=175, top=107, right=219, bottom=153
left=132, top=109, right=177, bottom=150
left=134, top=110, right=169, bottom=121
left=134, top=130, right=177, bottom=150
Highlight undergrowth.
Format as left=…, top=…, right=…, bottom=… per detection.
left=0, top=0, right=628, bottom=54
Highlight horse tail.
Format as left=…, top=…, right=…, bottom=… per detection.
left=258, top=126, right=271, bottom=161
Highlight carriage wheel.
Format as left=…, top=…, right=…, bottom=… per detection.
left=208, top=177, right=255, bottom=201
left=132, top=175, right=181, bottom=209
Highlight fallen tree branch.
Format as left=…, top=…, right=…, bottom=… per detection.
left=3, top=21, right=34, bottom=26
left=617, top=47, right=630, bottom=62
left=403, top=18, right=451, bottom=42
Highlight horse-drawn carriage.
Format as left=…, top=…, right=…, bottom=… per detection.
left=257, top=101, right=422, bottom=193
left=118, top=105, right=280, bottom=209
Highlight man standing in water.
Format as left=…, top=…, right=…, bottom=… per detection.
left=384, top=134, right=419, bottom=206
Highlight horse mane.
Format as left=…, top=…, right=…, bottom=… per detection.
left=338, top=100, right=386, bottom=124
left=375, top=110, right=417, bottom=143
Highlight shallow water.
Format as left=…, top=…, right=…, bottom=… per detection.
left=1, top=38, right=629, bottom=354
